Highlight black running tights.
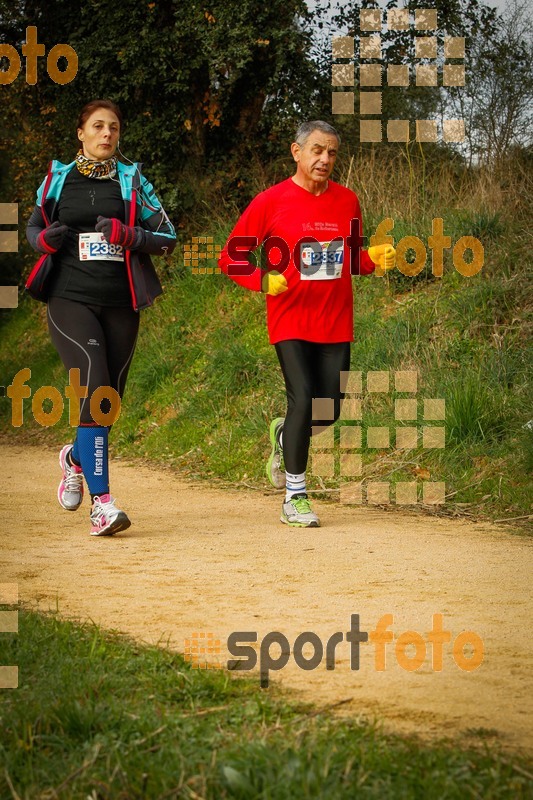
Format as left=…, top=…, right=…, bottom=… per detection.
left=47, top=297, right=139, bottom=424
left=274, top=339, right=351, bottom=475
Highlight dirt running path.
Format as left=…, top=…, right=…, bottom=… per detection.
left=1, top=444, right=532, bottom=752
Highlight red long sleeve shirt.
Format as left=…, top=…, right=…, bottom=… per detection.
left=218, top=177, right=374, bottom=344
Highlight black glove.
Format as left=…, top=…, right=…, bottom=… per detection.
left=95, top=216, right=144, bottom=250
left=37, top=221, right=68, bottom=254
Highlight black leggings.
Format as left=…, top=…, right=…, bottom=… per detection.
left=274, top=340, right=351, bottom=474
left=47, top=297, right=139, bottom=424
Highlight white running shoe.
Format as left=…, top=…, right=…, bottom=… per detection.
left=58, top=445, right=84, bottom=511
left=89, top=494, right=131, bottom=536
left=266, top=417, right=285, bottom=489
left=281, top=494, right=320, bottom=527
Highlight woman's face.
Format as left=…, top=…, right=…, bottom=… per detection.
left=77, top=108, right=120, bottom=160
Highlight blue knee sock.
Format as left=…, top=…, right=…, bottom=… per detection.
left=76, top=425, right=109, bottom=496
left=71, top=436, right=80, bottom=464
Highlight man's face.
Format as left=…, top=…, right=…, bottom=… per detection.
left=291, top=131, right=339, bottom=184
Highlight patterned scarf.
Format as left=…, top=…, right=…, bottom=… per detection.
left=75, top=149, right=118, bottom=180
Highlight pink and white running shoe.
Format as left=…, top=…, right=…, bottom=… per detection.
left=89, top=494, right=131, bottom=536
left=58, top=445, right=84, bottom=511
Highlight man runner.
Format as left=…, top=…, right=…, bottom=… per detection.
left=218, top=121, right=395, bottom=527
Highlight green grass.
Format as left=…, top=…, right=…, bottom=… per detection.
left=445, top=377, right=507, bottom=444
left=0, top=610, right=531, bottom=799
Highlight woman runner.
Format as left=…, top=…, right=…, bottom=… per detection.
left=26, top=99, right=176, bottom=535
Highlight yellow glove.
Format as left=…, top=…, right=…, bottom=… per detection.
left=261, top=270, right=288, bottom=296
left=368, top=244, right=396, bottom=271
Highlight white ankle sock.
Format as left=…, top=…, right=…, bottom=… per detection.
left=286, top=471, right=306, bottom=501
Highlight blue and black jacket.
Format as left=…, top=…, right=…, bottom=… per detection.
left=26, top=160, right=176, bottom=310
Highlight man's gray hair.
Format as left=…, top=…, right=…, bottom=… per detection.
left=295, top=121, right=341, bottom=147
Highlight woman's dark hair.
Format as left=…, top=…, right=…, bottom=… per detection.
left=76, top=99, right=123, bottom=132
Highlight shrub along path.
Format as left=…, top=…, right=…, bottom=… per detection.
left=1, top=443, right=532, bottom=753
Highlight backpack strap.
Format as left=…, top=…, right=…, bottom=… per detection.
left=39, top=162, right=54, bottom=226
